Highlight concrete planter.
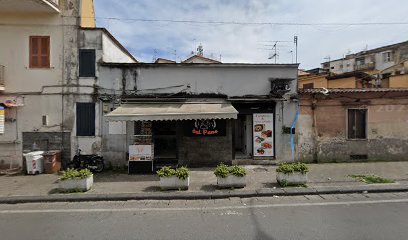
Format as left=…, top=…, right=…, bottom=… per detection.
left=276, top=172, right=307, bottom=186
left=59, top=175, right=93, bottom=192
left=217, top=175, right=246, bottom=188
left=159, top=176, right=189, bottom=190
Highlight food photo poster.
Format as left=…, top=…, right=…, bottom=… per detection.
left=253, top=113, right=274, bottom=157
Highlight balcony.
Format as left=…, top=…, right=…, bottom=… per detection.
left=0, top=0, right=60, bottom=14
left=0, top=65, right=4, bottom=91
left=354, top=62, right=375, bottom=71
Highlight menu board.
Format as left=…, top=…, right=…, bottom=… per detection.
left=129, top=145, right=153, bottom=161
left=253, top=113, right=274, bottom=157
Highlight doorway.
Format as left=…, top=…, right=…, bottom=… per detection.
left=152, top=121, right=178, bottom=166
left=234, top=114, right=253, bottom=159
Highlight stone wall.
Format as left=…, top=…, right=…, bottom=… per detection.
left=177, top=120, right=233, bottom=167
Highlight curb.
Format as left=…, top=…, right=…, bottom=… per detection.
left=1, top=184, right=407, bottom=204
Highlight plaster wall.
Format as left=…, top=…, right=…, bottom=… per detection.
left=298, top=95, right=408, bottom=162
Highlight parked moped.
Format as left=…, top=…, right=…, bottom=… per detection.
left=69, top=149, right=104, bottom=173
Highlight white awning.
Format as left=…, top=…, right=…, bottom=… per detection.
left=105, top=102, right=238, bottom=121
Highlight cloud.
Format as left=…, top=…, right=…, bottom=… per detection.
left=95, top=0, right=408, bottom=69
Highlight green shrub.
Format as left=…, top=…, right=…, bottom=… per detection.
left=157, top=166, right=189, bottom=180
left=60, top=168, right=92, bottom=181
left=230, top=165, right=246, bottom=177
left=214, top=164, right=246, bottom=178
left=214, top=163, right=230, bottom=178
left=175, top=167, right=189, bottom=180
left=276, top=162, right=309, bottom=174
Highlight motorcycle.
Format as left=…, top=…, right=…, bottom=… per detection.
left=69, top=149, right=105, bottom=173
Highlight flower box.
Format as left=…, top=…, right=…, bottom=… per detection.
left=159, top=176, right=189, bottom=190
left=59, top=175, right=93, bottom=192
left=217, top=175, right=246, bottom=188
left=276, top=172, right=307, bottom=186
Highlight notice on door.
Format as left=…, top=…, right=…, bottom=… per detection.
left=129, top=145, right=153, bottom=161
left=253, top=113, right=274, bottom=157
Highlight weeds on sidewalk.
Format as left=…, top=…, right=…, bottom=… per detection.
left=349, top=174, right=395, bottom=184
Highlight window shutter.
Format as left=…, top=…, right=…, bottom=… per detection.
left=40, top=37, right=50, bottom=68
left=79, top=49, right=96, bottom=77
left=29, top=36, right=50, bottom=68
left=30, top=37, right=39, bottom=68
left=76, top=103, right=95, bottom=136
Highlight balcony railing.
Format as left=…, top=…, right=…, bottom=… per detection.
left=0, top=65, right=4, bottom=90
left=354, top=62, right=375, bottom=71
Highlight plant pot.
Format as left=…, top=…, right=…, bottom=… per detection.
left=59, top=174, right=93, bottom=192
left=159, top=176, right=189, bottom=190
left=276, top=172, right=307, bottom=186
left=217, top=175, right=246, bottom=188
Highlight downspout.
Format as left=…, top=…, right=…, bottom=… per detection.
left=290, top=104, right=298, bottom=162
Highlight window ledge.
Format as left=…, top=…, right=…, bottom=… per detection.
left=347, top=138, right=368, bottom=141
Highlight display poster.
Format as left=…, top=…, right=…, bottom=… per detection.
left=129, top=145, right=153, bottom=161
left=253, top=113, right=274, bottom=157
left=0, top=106, right=4, bottom=134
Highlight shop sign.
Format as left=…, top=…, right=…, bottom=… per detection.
left=129, top=145, right=153, bottom=161
left=184, top=119, right=226, bottom=137
left=0, top=106, right=4, bottom=134
left=253, top=113, right=274, bottom=157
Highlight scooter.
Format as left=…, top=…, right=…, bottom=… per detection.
left=69, top=149, right=105, bottom=173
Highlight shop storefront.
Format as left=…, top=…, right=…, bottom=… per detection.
left=105, top=99, right=238, bottom=172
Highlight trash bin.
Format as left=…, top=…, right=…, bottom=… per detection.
left=24, top=151, right=44, bottom=175
left=43, top=150, right=61, bottom=174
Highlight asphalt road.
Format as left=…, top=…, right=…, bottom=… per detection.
left=0, top=192, right=408, bottom=240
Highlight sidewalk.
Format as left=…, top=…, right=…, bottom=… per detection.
left=1, top=161, right=408, bottom=203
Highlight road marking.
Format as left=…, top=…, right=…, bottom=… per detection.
left=0, top=198, right=407, bottom=214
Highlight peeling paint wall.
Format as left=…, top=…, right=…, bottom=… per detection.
left=98, top=65, right=299, bottom=165
left=298, top=92, right=408, bottom=162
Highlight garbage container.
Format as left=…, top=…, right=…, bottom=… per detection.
left=24, top=151, right=44, bottom=175
left=43, top=150, right=61, bottom=174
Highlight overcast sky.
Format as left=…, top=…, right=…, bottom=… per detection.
left=95, top=0, right=408, bottom=69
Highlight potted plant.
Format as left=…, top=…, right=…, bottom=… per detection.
left=276, top=162, right=309, bottom=187
left=58, top=168, right=93, bottom=192
left=157, top=166, right=190, bottom=190
left=214, top=164, right=246, bottom=188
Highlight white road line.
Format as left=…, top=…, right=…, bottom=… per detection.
left=0, top=198, right=407, bottom=214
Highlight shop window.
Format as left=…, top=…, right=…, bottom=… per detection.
left=79, top=49, right=96, bottom=77
left=303, top=83, right=314, bottom=89
left=348, top=109, right=367, bottom=139
left=29, top=36, right=50, bottom=68
left=76, top=103, right=95, bottom=136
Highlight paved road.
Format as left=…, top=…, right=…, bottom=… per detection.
left=0, top=192, right=408, bottom=240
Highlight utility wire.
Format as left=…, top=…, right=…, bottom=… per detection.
left=89, top=16, right=408, bottom=26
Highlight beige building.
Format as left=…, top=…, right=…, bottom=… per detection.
left=0, top=0, right=136, bottom=169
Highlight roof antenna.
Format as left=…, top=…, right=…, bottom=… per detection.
left=197, top=43, right=203, bottom=56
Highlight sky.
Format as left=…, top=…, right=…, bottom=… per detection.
left=94, top=0, right=408, bottom=69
